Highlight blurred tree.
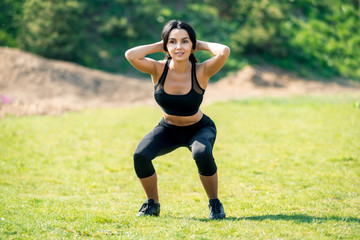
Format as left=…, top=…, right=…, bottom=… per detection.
left=83, top=0, right=165, bottom=72
left=1, top=0, right=359, bottom=80
left=228, top=0, right=285, bottom=55
left=282, top=0, right=360, bottom=78
left=0, top=0, right=24, bottom=47
left=20, top=0, right=87, bottom=62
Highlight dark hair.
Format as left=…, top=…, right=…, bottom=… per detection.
left=161, top=20, right=197, bottom=63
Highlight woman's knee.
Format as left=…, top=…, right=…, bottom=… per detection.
left=192, top=141, right=212, bottom=161
left=133, top=150, right=150, bottom=164
left=192, top=141, right=217, bottom=176
left=133, top=150, right=155, bottom=178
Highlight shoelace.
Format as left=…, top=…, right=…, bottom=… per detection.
left=210, top=203, right=222, bottom=214
left=139, top=203, right=150, bottom=213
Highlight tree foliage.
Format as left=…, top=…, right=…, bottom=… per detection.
left=0, top=0, right=24, bottom=47
left=1, top=0, right=359, bottom=80
left=20, top=0, right=87, bottom=62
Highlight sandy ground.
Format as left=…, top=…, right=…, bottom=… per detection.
left=1, top=47, right=359, bottom=117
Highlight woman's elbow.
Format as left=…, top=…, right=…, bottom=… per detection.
left=222, top=46, right=230, bottom=57
left=217, top=46, right=230, bottom=60
left=125, top=49, right=133, bottom=61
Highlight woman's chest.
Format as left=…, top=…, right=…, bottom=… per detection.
left=163, top=71, right=192, bottom=95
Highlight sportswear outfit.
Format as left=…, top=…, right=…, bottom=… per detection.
left=134, top=59, right=225, bottom=219
left=133, top=59, right=217, bottom=179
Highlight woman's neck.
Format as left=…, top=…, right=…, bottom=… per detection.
left=169, top=59, right=191, bottom=74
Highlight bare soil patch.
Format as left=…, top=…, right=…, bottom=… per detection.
left=1, top=47, right=359, bottom=117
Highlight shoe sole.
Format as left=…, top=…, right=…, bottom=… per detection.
left=136, top=212, right=160, bottom=217
left=210, top=214, right=226, bottom=220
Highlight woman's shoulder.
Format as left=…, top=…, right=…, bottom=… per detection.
left=194, top=61, right=210, bottom=89
left=151, top=59, right=168, bottom=84
left=195, top=61, right=206, bottom=75
left=154, top=59, right=168, bottom=73
left=157, top=59, right=168, bottom=65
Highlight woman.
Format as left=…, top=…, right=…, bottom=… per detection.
left=125, top=20, right=230, bottom=219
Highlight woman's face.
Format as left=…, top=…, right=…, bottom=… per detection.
left=166, top=29, right=193, bottom=61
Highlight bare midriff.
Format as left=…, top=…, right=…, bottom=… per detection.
left=162, top=109, right=203, bottom=126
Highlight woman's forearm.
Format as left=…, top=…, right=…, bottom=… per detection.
left=196, top=40, right=230, bottom=57
left=125, top=41, right=164, bottom=61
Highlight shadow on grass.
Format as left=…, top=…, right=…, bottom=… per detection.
left=189, top=214, right=360, bottom=223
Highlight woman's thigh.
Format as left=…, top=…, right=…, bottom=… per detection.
left=188, top=125, right=217, bottom=149
left=134, top=123, right=182, bottom=159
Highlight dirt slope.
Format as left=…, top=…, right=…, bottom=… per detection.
left=0, top=47, right=154, bottom=116
left=1, top=47, right=359, bottom=117
left=205, top=65, right=360, bottom=104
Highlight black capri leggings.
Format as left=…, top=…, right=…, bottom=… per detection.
left=133, top=114, right=217, bottom=178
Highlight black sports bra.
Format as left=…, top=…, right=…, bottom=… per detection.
left=154, top=59, right=205, bottom=116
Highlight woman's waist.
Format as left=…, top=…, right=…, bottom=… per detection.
left=162, top=110, right=203, bottom=126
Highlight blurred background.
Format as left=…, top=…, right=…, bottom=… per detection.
left=1, top=0, right=360, bottom=81
left=1, top=0, right=360, bottom=117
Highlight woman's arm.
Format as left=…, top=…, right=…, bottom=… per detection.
left=125, top=41, right=165, bottom=75
left=195, top=40, right=230, bottom=78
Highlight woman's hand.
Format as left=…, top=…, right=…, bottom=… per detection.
left=194, top=40, right=205, bottom=53
left=157, top=40, right=167, bottom=53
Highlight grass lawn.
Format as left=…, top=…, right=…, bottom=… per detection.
left=1, top=95, right=359, bottom=239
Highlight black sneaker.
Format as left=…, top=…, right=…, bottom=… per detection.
left=209, top=199, right=226, bottom=220
left=136, top=199, right=160, bottom=217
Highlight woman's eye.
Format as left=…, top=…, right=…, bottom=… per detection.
left=169, top=40, right=175, bottom=44
left=182, top=40, right=188, bottom=44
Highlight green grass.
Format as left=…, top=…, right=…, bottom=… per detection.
left=1, top=95, right=360, bottom=239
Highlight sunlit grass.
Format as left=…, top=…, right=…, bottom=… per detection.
left=1, top=95, right=359, bottom=239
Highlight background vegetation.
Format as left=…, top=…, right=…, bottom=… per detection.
left=1, top=0, right=360, bottom=80
left=1, top=96, right=359, bottom=239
